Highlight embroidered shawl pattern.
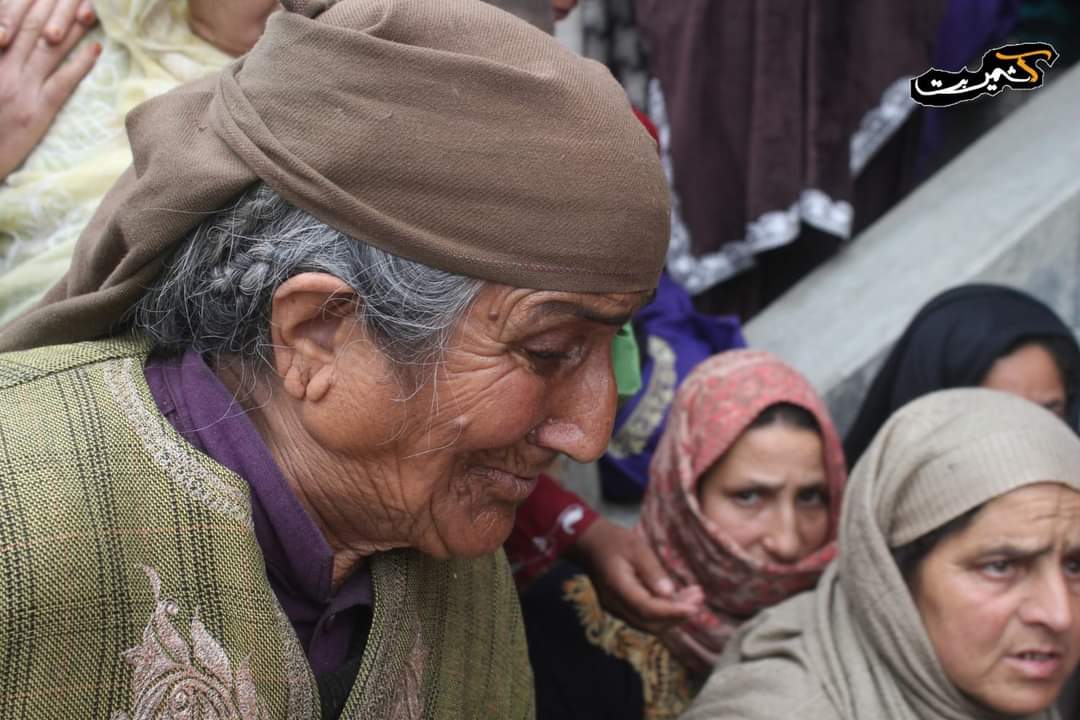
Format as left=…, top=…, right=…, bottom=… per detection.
left=0, top=337, right=533, bottom=719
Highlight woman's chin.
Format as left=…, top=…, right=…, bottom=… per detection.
left=423, top=509, right=516, bottom=559
left=966, top=678, right=1064, bottom=719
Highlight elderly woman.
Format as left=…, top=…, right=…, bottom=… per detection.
left=0, top=0, right=669, bottom=717
left=0, top=0, right=696, bottom=637
left=683, top=388, right=1080, bottom=720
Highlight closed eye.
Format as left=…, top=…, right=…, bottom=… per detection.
left=522, top=347, right=575, bottom=375
left=526, top=349, right=572, bottom=361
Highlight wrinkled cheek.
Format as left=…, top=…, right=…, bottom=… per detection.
left=474, top=376, right=549, bottom=441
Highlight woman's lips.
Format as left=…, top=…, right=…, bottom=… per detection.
left=1005, top=650, right=1064, bottom=680
left=478, top=467, right=539, bottom=502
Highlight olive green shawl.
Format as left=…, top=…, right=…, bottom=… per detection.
left=683, top=389, right=1080, bottom=720
left=0, top=336, right=533, bottom=718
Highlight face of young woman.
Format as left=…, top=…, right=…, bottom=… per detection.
left=697, top=423, right=829, bottom=564
left=912, top=483, right=1080, bottom=716
left=981, top=342, right=1067, bottom=419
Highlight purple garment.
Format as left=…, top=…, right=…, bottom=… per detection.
left=598, top=272, right=745, bottom=502
left=932, top=0, right=1020, bottom=72
left=145, top=350, right=371, bottom=677
left=916, top=0, right=1020, bottom=176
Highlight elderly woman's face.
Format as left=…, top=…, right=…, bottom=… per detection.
left=293, top=283, right=647, bottom=559
left=697, top=423, right=829, bottom=564
left=912, top=483, right=1080, bottom=716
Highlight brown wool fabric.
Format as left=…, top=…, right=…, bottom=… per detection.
left=0, top=0, right=669, bottom=352
left=683, top=388, right=1080, bottom=720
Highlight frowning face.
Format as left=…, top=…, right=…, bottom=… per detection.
left=697, top=423, right=830, bottom=565
left=912, top=483, right=1080, bottom=716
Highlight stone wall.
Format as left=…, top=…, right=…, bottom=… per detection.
left=744, top=63, right=1080, bottom=434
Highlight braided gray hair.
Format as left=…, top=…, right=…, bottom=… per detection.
left=131, top=183, right=482, bottom=378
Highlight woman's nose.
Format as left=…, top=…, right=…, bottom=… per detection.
left=1020, top=569, right=1074, bottom=634
left=762, top=507, right=804, bottom=564
left=533, top=347, right=617, bottom=463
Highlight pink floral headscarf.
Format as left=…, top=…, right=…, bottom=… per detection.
left=637, top=349, right=847, bottom=675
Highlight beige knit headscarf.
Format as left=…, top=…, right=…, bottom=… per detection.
left=0, top=0, right=669, bottom=352
left=683, top=388, right=1080, bottom=720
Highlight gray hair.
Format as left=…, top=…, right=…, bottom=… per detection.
left=131, top=183, right=482, bottom=380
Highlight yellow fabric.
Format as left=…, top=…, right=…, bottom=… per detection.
left=563, top=574, right=695, bottom=720
left=0, top=0, right=231, bottom=323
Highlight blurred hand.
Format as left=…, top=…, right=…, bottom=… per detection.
left=569, top=517, right=705, bottom=635
left=0, top=0, right=93, bottom=48
left=0, top=0, right=99, bottom=180
left=187, top=0, right=280, bottom=57
left=551, top=0, right=577, bottom=21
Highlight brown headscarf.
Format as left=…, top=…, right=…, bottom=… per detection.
left=0, top=0, right=669, bottom=352
left=638, top=349, right=847, bottom=675
left=684, top=388, right=1080, bottom=720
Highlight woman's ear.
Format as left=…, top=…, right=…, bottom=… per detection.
left=269, top=272, right=360, bottom=400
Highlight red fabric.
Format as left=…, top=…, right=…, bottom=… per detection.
left=506, top=473, right=598, bottom=587
left=637, top=349, right=848, bottom=675
left=633, top=108, right=659, bottom=147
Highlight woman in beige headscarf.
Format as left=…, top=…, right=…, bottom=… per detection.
left=683, top=387, right=1080, bottom=720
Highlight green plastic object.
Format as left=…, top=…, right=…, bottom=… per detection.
left=613, top=322, right=642, bottom=402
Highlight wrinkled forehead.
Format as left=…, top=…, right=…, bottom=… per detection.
left=961, top=483, right=1080, bottom=546
left=467, top=286, right=650, bottom=332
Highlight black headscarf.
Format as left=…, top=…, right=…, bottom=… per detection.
left=844, top=284, right=1080, bottom=467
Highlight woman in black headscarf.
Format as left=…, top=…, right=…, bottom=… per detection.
left=844, top=284, right=1080, bottom=467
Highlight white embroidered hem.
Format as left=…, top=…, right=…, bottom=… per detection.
left=650, top=74, right=912, bottom=295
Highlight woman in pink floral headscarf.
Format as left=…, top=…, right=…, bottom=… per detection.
left=639, top=349, right=847, bottom=677
left=522, top=349, right=846, bottom=720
